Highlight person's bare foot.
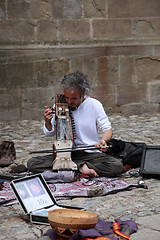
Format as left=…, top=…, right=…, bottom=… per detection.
left=79, top=164, right=99, bottom=177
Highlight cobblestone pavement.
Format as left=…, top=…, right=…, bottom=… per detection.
left=0, top=114, right=160, bottom=240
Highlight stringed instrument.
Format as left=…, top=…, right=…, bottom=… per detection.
left=52, top=94, right=77, bottom=171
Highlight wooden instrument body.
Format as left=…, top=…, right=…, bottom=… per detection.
left=48, top=209, right=98, bottom=238
left=52, top=95, right=77, bottom=171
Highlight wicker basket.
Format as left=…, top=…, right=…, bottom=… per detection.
left=48, top=209, right=98, bottom=238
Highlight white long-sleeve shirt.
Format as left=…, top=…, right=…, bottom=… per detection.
left=43, top=97, right=112, bottom=151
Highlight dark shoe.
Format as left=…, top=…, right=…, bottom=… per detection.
left=10, top=164, right=28, bottom=173
left=0, top=156, right=13, bottom=167
left=0, top=141, right=16, bottom=167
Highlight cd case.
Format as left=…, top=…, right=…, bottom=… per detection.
left=10, top=173, right=83, bottom=225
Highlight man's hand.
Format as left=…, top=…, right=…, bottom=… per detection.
left=95, top=139, right=107, bottom=152
left=43, top=106, right=54, bottom=131
left=95, top=129, right=112, bottom=152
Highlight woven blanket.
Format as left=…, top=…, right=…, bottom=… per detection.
left=0, top=177, right=144, bottom=206
left=49, top=177, right=143, bottom=199
left=0, top=181, right=17, bottom=206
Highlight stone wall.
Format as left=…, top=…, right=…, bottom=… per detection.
left=0, top=0, right=160, bottom=120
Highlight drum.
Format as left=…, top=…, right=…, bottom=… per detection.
left=48, top=209, right=98, bottom=238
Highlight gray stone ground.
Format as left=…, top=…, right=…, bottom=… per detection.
left=0, top=114, right=160, bottom=240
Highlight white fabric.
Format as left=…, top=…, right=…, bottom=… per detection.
left=43, top=97, right=112, bottom=152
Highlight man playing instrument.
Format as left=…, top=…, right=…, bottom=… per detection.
left=27, top=71, right=123, bottom=177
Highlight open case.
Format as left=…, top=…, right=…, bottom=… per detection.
left=139, top=146, right=160, bottom=178
left=10, top=173, right=84, bottom=225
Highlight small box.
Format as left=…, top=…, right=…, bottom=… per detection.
left=10, top=173, right=83, bottom=225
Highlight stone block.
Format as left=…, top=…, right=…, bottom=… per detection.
left=34, top=59, right=69, bottom=87
left=0, top=0, right=5, bottom=19
left=39, top=0, right=52, bottom=19
left=0, top=48, right=62, bottom=62
left=97, top=56, right=119, bottom=85
left=147, top=80, right=160, bottom=103
left=70, top=57, right=97, bottom=84
left=6, top=61, right=34, bottom=88
left=132, top=18, right=160, bottom=38
left=83, top=0, right=107, bottom=18
left=92, top=85, right=116, bottom=107
left=131, top=227, right=160, bottom=240
left=0, top=61, right=34, bottom=88
left=0, top=89, right=22, bottom=110
left=0, top=20, right=35, bottom=43
left=117, top=83, right=147, bottom=105
left=61, top=47, right=106, bottom=58
left=92, top=19, right=132, bottom=39
left=136, top=215, right=160, bottom=233
left=108, top=0, right=160, bottom=18
left=37, top=20, right=57, bottom=43
left=59, top=19, right=90, bottom=41
left=154, top=46, right=160, bottom=55
left=0, top=63, right=7, bottom=88
left=8, top=0, right=42, bottom=19
left=52, top=0, right=82, bottom=19
left=135, top=57, right=160, bottom=83
left=120, top=56, right=136, bottom=84
left=121, top=103, right=160, bottom=116
left=105, top=45, right=154, bottom=56
left=22, top=87, right=55, bottom=110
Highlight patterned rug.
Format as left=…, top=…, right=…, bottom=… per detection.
left=49, top=177, right=144, bottom=199
left=0, top=176, right=145, bottom=206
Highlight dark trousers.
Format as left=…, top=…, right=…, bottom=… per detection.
left=27, top=151, right=123, bottom=177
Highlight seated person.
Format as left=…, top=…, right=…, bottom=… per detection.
left=27, top=71, right=123, bottom=177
